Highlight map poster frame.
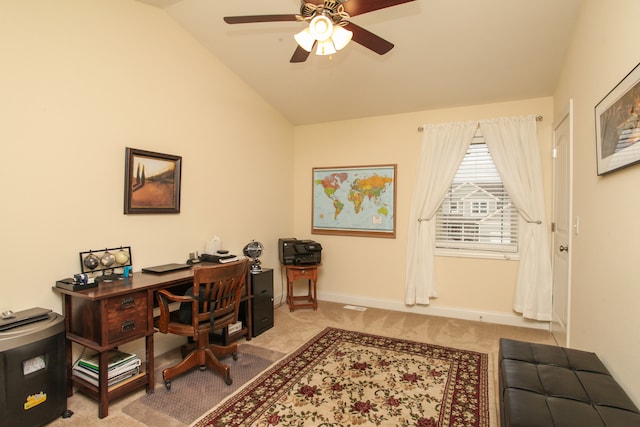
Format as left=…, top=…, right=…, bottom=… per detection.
left=312, top=164, right=397, bottom=238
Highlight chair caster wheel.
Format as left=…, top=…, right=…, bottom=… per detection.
left=164, top=380, right=171, bottom=390
left=199, top=365, right=206, bottom=371
left=232, top=352, right=238, bottom=361
left=224, top=373, right=232, bottom=385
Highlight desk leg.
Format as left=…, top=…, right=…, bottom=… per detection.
left=144, top=289, right=155, bottom=393
left=146, top=333, right=155, bottom=393
left=62, top=294, right=74, bottom=398
left=98, top=351, right=109, bottom=418
left=287, top=278, right=294, bottom=312
left=312, top=278, right=318, bottom=310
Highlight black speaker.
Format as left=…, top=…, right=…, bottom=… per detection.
left=250, top=268, right=274, bottom=337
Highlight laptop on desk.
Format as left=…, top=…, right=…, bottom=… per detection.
left=141, top=263, right=191, bottom=274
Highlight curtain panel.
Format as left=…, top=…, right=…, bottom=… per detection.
left=405, top=121, right=477, bottom=305
left=480, top=115, right=552, bottom=320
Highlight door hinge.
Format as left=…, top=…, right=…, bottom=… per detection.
left=551, top=222, right=556, bottom=232
left=552, top=147, right=558, bottom=159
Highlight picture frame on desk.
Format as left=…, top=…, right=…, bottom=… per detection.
left=124, top=147, right=182, bottom=214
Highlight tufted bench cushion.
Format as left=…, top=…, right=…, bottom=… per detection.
left=499, top=338, right=640, bottom=427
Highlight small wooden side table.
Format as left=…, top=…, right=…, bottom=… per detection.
left=283, top=264, right=320, bottom=311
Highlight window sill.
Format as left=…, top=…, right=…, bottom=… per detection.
left=435, top=249, right=519, bottom=261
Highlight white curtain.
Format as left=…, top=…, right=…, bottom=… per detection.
left=405, top=121, right=477, bottom=305
left=480, top=115, right=552, bottom=320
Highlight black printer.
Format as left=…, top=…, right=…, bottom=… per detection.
left=279, top=238, right=322, bottom=266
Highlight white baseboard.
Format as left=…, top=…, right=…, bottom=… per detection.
left=317, top=290, right=550, bottom=331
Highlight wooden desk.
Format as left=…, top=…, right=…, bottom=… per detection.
left=283, top=264, right=320, bottom=311
left=53, top=263, right=252, bottom=419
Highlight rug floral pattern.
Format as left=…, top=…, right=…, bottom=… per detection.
left=195, top=328, right=489, bottom=427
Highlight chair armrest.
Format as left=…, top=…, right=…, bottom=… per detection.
left=157, top=288, right=193, bottom=304
left=156, top=289, right=194, bottom=333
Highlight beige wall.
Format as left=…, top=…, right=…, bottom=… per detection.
left=0, top=0, right=294, bottom=355
left=293, top=97, right=554, bottom=327
left=553, top=0, right=640, bottom=403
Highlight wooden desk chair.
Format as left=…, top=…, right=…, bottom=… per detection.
left=155, top=259, right=248, bottom=389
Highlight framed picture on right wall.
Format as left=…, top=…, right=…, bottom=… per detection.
left=595, top=62, right=640, bottom=175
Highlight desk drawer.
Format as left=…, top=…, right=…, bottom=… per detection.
left=287, top=268, right=317, bottom=281
left=106, top=311, right=147, bottom=343
left=107, top=292, right=147, bottom=319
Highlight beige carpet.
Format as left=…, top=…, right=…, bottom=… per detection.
left=121, top=344, right=284, bottom=426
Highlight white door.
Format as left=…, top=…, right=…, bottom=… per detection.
left=551, top=100, right=573, bottom=346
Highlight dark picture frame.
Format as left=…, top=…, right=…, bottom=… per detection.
left=595, top=62, right=640, bottom=175
left=124, top=148, right=182, bottom=214
left=312, top=164, right=396, bottom=238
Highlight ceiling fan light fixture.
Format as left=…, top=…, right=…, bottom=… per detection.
left=308, top=15, right=333, bottom=41
left=331, top=25, right=352, bottom=51
left=316, top=39, right=336, bottom=56
left=294, top=28, right=315, bottom=52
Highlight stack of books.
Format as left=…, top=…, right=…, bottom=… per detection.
left=73, top=349, right=141, bottom=388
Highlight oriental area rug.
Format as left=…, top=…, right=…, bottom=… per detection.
left=193, top=327, right=489, bottom=427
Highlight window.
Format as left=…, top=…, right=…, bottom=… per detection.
left=471, top=201, right=488, bottom=215
left=435, top=130, right=519, bottom=257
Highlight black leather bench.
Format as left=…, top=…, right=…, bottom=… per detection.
left=499, top=338, right=640, bottom=427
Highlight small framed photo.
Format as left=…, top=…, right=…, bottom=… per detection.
left=595, top=62, right=640, bottom=175
left=312, top=164, right=396, bottom=238
left=124, top=148, right=182, bottom=214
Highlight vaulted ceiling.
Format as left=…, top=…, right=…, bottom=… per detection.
left=137, top=0, right=583, bottom=125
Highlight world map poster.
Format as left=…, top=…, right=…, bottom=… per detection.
left=312, top=165, right=396, bottom=238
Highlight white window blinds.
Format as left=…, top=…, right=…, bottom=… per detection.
left=435, top=130, right=518, bottom=254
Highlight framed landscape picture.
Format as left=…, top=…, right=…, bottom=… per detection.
left=595, top=62, right=640, bottom=175
left=124, top=148, right=182, bottom=214
left=312, top=164, right=396, bottom=238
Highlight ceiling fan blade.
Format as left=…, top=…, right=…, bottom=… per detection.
left=290, top=45, right=313, bottom=63
left=341, top=0, right=416, bottom=17
left=344, top=22, right=394, bottom=55
left=223, top=14, right=298, bottom=24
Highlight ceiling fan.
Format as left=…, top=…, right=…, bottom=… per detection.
left=223, top=0, right=416, bottom=63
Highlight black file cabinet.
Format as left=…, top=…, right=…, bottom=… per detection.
left=250, top=268, right=274, bottom=337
